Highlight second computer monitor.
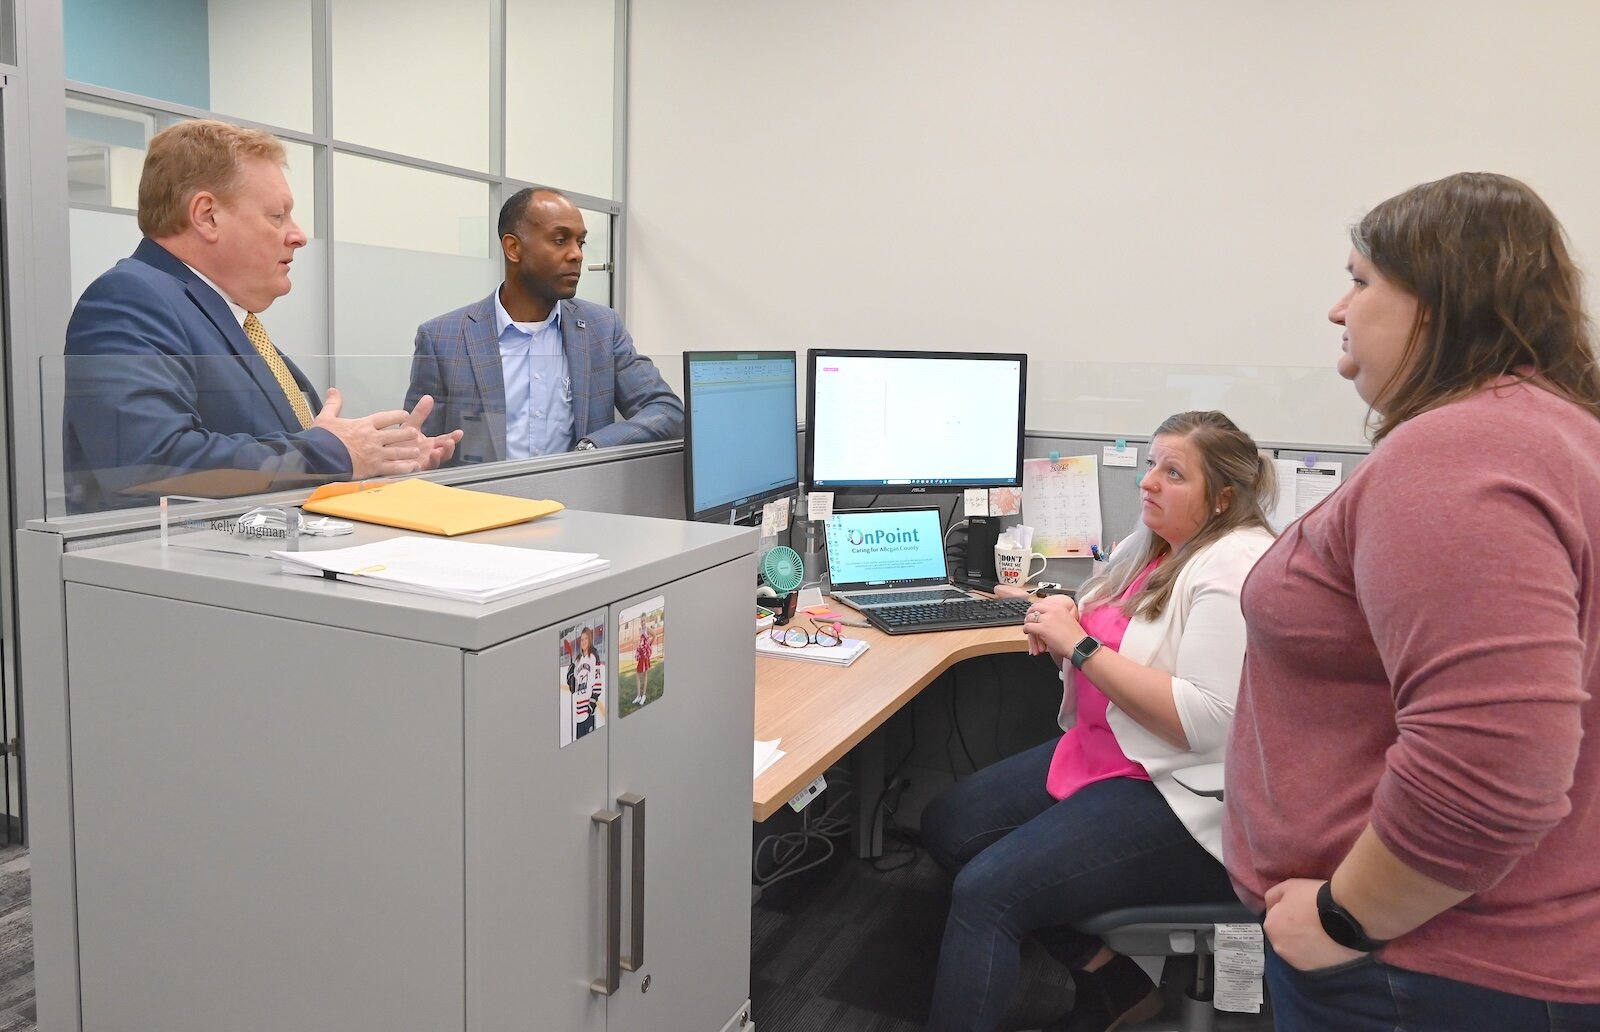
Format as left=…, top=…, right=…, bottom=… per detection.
left=682, top=350, right=800, bottom=524
left=805, top=349, right=1027, bottom=494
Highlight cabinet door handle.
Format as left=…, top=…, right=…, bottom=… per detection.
left=590, top=809, right=622, bottom=996
left=617, top=793, right=646, bottom=971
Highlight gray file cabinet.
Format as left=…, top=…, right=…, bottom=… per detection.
left=25, top=510, right=756, bottom=1032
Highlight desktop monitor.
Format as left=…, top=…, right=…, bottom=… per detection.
left=682, top=351, right=801, bottom=524
left=804, top=349, right=1027, bottom=495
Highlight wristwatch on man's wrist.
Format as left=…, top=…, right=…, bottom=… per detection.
left=574, top=438, right=598, bottom=451
left=1068, top=635, right=1102, bottom=670
left=1316, top=880, right=1391, bottom=952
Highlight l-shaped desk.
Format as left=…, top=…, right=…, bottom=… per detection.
left=752, top=621, right=1030, bottom=836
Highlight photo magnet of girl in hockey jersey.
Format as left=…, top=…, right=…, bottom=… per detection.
left=558, top=611, right=608, bottom=747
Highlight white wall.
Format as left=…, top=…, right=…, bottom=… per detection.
left=627, top=1, right=1600, bottom=443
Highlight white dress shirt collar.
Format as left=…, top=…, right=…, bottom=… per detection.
left=184, top=264, right=249, bottom=328
left=494, top=288, right=562, bottom=339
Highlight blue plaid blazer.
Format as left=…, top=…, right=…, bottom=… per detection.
left=405, top=293, right=683, bottom=465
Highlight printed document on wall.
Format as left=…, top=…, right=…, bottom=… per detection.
left=1022, top=455, right=1102, bottom=557
left=1270, top=460, right=1343, bottom=531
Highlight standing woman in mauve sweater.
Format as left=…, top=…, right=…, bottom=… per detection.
left=1225, top=172, right=1600, bottom=1031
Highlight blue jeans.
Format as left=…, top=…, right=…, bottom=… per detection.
left=920, top=738, right=1237, bottom=1032
left=1266, top=942, right=1600, bottom=1031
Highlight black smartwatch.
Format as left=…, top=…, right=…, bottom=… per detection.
left=1068, top=635, right=1102, bottom=670
left=1316, top=881, right=1390, bottom=952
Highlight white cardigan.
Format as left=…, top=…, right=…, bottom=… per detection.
left=1061, top=526, right=1274, bottom=861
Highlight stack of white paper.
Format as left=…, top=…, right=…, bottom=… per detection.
left=754, top=739, right=786, bottom=778
left=274, top=536, right=608, bottom=604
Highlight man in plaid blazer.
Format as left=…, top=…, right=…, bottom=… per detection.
left=406, top=188, right=682, bottom=465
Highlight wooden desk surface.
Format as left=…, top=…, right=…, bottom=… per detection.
left=753, top=621, right=1029, bottom=820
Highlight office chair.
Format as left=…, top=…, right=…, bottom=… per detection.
left=1076, top=900, right=1258, bottom=1032
left=1072, top=764, right=1261, bottom=1031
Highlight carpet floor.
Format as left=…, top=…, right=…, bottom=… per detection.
left=0, top=845, right=33, bottom=1032
left=750, top=831, right=1273, bottom=1032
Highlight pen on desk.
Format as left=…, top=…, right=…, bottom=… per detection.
left=833, top=617, right=871, bottom=628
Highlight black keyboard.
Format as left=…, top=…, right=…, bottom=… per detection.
left=865, top=597, right=1034, bottom=635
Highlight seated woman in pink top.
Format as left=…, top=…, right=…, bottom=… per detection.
left=920, top=410, right=1276, bottom=1032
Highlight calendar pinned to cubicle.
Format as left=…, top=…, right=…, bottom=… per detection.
left=1021, top=455, right=1103, bottom=557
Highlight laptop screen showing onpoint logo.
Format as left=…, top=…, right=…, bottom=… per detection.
left=825, top=508, right=948, bottom=588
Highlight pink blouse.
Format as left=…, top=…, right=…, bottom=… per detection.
left=1045, top=561, right=1159, bottom=800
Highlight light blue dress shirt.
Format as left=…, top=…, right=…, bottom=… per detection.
left=494, top=288, right=575, bottom=459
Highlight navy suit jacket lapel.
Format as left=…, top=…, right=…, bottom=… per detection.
left=133, top=239, right=305, bottom=432
left=464, top=294, right=506, bottom=462
left=562, top=300, right=592, bottom=441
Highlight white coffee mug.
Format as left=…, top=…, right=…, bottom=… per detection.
left=994, top=545, right=1048, bottom=587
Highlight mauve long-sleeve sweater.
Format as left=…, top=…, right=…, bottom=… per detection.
left=1225, top=377, right=1600, bottom=1002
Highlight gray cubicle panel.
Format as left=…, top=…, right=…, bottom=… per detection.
left=1021, top=433, right=1372, bottom=590
left=787, top=430, right=1371, bottom=591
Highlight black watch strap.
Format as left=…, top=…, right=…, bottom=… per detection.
left=1316, top=880, right=1390, bottom=952
left=1069, top=635, right=1102, bottom=670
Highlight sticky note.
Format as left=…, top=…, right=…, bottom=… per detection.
left=963, top=489, right=988, bottom=517
left=1103, top=444, right=1137, bottom=468
left=1048, top=450, right=1060, bottom=463
left=807, top=491, right=834, bottom=521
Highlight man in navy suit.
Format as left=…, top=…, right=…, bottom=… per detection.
left=64, top=120, right=462, bottom=513
left=405, top=188, right=682, bottom=465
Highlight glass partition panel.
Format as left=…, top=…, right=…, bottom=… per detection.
left=331, top=0, right=494, bottom=171
left=332, top=152, right=491, bottom=257
left=64, top=0, right=315, bottom=131
left=332, top=154, right=498, bottom=428
left=505, top=0, right=616, bottom=198
left=41, top=353, right=683, bottom=519
left=574, top=207, right=611, bottom=307
left=66, top=97, right=164, bottom=209
left=67, top=97, right=318, bottom=227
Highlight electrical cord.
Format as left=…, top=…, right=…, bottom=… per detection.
left=752, top=771, right=855, bottom=893
left=866, top=699, right=924, bottom=873
left=951, top=665, right=979, bottom=775
left=991, top=655, right=1007, bottom=761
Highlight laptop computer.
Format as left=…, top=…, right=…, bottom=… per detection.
left=824, top=506, right=977, bottom=612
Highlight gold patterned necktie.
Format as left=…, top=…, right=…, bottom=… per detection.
left=243, top=312, right=314, bottom=429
